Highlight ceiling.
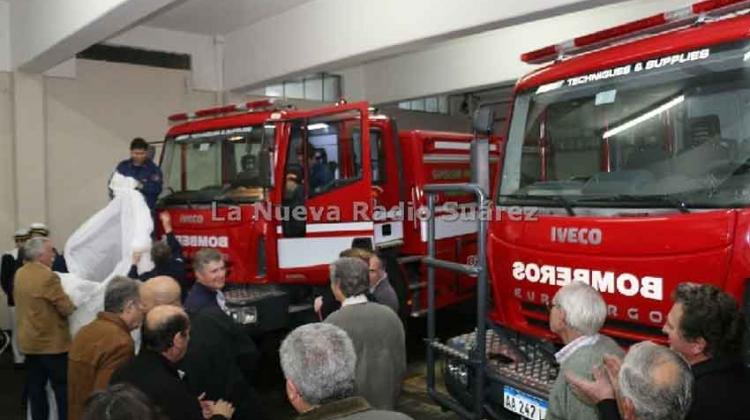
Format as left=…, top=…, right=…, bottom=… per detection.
left=145, top=0, right=315, bottom=35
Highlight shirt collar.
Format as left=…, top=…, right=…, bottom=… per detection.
left=97, top=311, right=131, bottom=334
left=555, top=334, right=600, bottom=364
left=342, top=294, right=368, bottom=307
left=369, top=275, right=387, bottom=294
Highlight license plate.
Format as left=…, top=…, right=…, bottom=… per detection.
left=503, top=385, right=548, bottom=420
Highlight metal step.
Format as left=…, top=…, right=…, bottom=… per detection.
left=447, top=329, right=558, bottom=397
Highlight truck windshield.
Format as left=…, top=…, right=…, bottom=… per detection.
left=161, top=125, right=275, bottom=204
left=500, top=40, right=750, bottom=209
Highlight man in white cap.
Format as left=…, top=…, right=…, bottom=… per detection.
left=1, top=228, right=30, bottom=366
left=28, top=223, right=67, bottom=273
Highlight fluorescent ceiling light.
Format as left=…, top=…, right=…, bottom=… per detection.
left=602, top=95, right=684, bottom=139
left=307, top=123, right=329, bottom=130
left=228, top=136, right=244, bottom=142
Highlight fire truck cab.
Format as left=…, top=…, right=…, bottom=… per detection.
left=158, top=100, right=501, bottom=333
left=430, top=1, right=750, bottom=419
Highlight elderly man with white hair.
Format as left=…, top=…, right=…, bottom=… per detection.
left=547, top=282, right=624, bottom=420
left=279, top=322, right=412, bottom=420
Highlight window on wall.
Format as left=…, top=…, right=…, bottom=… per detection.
left=265, top=73, right=341, bottom=102
left=398, top=95, right=449, bottom=114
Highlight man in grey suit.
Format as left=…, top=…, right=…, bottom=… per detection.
left=325, top=257, right=406, bottom=410
left=367, top=253, right=399, bottom=315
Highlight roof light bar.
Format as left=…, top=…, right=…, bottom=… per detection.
left=167, top=98, right=280, bottom=123
left=521, top=0, right=750, bottom=64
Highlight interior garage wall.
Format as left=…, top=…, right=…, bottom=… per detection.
left=0, top=72, right=12, bottom=329
left=45, top=59, right=217, bottom=245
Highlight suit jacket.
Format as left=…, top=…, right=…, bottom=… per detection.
left=548, top=335, right=624, bottom=420
left=686, top=356, right=750, bottom=420
left=14, top=262, right=75, bottom=354
left=181, top=297, right=264, bottom=420
left=68, top=312, right=135, bottom=420
left=370, top=277, right=399, bottom=314
left=325, top=301, right=406, bottom=410
left=111, top=349, right=223, bottom=420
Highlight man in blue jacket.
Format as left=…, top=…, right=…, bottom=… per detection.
left=115, top=138, right=162, bottom=211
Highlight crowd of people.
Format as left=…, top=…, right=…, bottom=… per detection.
left=548, top=281, right=750, bottom=420
left=0, top=214, right=409, bottom=420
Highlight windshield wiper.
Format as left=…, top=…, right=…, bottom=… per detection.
left=576, top=194, right=689, bottom=213
left=499, top=193, right=576, bottom=216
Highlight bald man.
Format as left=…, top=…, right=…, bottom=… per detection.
left=140, top=276, right=181, bottom=311
left=111, top=305, right=233, bottom=420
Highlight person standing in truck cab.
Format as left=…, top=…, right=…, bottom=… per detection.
left=115, top=138, right=162, bottom=211
left=308, top=147, right=333, bottom=193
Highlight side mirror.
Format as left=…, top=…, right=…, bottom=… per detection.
left=257, top=149, right=273, bottom=188
left=472, top=106, right=495, bottom=135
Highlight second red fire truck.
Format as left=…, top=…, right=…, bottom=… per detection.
left=157, top=100, right=500, bottom=332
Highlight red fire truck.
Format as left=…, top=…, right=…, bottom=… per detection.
left=157, top=99, right=500, bottom=333
left=429, top=1, right=750, bottom=419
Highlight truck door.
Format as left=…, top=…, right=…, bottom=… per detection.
left=276, top=103, right=374, bottom=283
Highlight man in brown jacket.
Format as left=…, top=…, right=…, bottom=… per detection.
left=14, top=237, right=76, bottom=420
left=68, top=276, right=144, bottom=420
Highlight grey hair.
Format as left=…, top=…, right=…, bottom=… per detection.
left=553, top=282, right=607, bottom=335
left=279, top=323, right=356, bottom=405
left=24, top=237, right=50, bottom=262
left=104, top=276, right=141, bottom=313
left=329, top=257, right=369, bottom=298
left=619, top=341, right=693, bottom=420
left=192, top=248, right=223, bottom=273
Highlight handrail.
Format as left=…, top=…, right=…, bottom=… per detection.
left=423, top=182, right=489, bottom=420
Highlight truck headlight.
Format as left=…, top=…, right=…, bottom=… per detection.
left=228, top=306, right=258, bottom=325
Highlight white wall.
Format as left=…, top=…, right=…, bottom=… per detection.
left=108, top=26, right=221, bottom=92
left=222, top=0, right=629, bottom=91
left=0, top=72, right=13, bottom=330
left=10, top=0, right=179, bottom=72
left=358, top=0, right=692, bottom=104
left=0, top=1, right=9, bottom=72
left=0, top=72, right=14, bottom=249
left=44, top=60, right=217, bottom=244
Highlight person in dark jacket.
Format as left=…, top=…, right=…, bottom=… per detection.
left=114, top=137, right=162, bottom=211
left=1, top=228, right=30, bottom=366
left=182, top=248, right=265, bottom=420
left=129, top=212, right=188, bottom=300
left=110, top=305, right=234, bottom=420
left=661, top=283, right=750, bottom=420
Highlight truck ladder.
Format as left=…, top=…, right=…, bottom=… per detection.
left=424, top=182, right=489, bottom=420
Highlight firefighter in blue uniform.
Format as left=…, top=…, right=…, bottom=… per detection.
left=115, top=137, right=163, bottom=210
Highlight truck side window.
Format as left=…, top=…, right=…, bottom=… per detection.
left=371, top=130, right=386, bottom=185
left=306, top=114, right=362, bottom=195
